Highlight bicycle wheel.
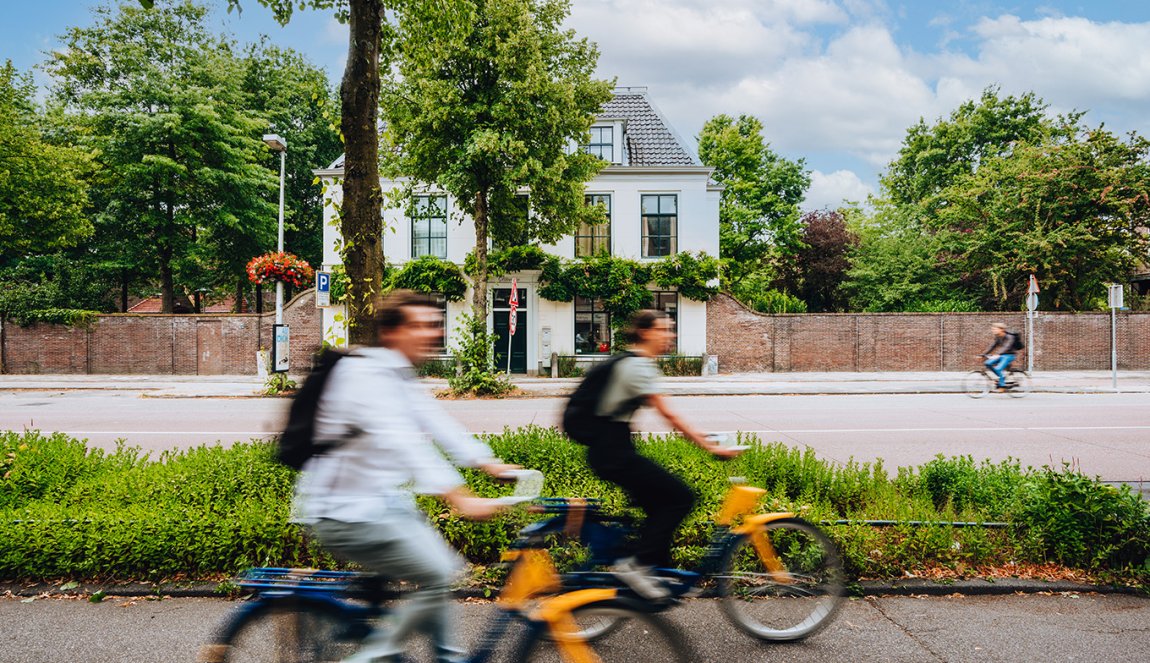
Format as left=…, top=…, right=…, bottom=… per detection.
left=199, top=595, right=361, bottom=663
left=718, top=517, right=845, bottom=641
left=542, top=602, right=623, bottom=642
left=514, top=598, right=693, bottom=662
left=1007, top=370, right=1030, bottom=398
left=962, top=370, right=991, bottom=398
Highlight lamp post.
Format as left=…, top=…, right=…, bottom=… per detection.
left=263, top=133, right=289, bottom=372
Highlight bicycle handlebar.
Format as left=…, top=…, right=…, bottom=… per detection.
left=493, top=469, right=544, bottom=506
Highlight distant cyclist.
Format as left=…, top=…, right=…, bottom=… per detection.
left=981, top=323, right=1023, bottom=391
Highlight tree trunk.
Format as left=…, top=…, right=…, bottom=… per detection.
left=471, top=189, right=489, bottom=321
left=235, top=279, right=245, bottom=313
left=340, top=0, right=385, bottom=345
left=121, top=272, right=129, bottom=313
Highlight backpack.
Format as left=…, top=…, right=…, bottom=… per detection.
left=277, top=348, right=354, bottom=470
left=1009, top=332, right=1025, bottom=352
left=561, top=351, right=636, bottom=446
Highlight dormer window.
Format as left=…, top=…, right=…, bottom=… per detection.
left=585, top=125, right=614, bottom=162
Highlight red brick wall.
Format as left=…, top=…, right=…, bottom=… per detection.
left=706, top=293, right=1149, bottom=373
left=1, top=289, right=323, bottom=375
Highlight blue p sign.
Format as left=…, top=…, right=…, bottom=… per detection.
left=316, top=271, right=331, bottom=307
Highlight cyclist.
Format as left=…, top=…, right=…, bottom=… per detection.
left=293, top=290, right=516, bottom=663
left=578, top=309, right=740, bottom=599
left=982, top=322, right=1022, bottom=391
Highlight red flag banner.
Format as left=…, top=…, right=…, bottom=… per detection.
left=508, top=279, right=519, bottom=336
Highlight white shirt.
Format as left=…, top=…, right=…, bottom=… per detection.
left=293, top=346, right=496, bottom=524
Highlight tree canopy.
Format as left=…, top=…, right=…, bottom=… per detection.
left=697, top=114, right=809, bottom=288
left=378, top=0, right=614, bottom=319
left=0, top=61, right=93, bottom=263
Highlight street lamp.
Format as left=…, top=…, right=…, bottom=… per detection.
left=263, top=133, right=289, bottom=371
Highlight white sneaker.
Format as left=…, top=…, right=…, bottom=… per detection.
left=611, top=557, right=670, bottom=600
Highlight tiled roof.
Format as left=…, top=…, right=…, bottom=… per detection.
left=323, top=88, right=700, bottom=170
left=599, top=90, right=699, bottom=167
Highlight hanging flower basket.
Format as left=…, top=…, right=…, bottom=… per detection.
left=246, top=252, right=315, bottom=288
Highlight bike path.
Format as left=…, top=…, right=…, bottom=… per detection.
left=1, top=592, right=1146, bottom=662
left=3, top=369, right=1149, bottom=397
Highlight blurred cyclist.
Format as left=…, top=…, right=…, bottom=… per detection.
left=293, top=290, right=516, bottom=663
left=982, top=322, right=1023, bottom=391
left=577, top=310, right=740, bottom=599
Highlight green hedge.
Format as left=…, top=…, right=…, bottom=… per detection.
left=0, top=428, right=1147, bottom=584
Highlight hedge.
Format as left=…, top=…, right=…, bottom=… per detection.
left=1, top=428, right=1147, bottom=585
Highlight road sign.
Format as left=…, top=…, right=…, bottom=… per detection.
left=1027, top=274, right=1040, bottom=295
left=316, top=271, right=331, bottom=308
left=1026, top=293, right=1038, bottom=312
left=1108, top=283, right=1124, bottom=309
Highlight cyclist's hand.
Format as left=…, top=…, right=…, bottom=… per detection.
left=710, top=445, right=743, bottom=460
left=481, top=462, right=521, bottom=480
left=444, top=487, right=503, bottom=520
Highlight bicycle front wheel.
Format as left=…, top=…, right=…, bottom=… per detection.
left=514, top=598, right=693, bottom=662
left=199, top=595, right=361, bottom=663
left=718, top=517, right=845, bottom=641
left=962, top=370, right=991, bottom=398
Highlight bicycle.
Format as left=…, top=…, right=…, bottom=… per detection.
left=524, top=476, right=846, bottom=643
left=963, top=356, right=1030, bottom=399
left=198, top=471, right=694, bottom=663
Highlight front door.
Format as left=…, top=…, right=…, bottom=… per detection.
left=492, top=287, right=527, bottom=374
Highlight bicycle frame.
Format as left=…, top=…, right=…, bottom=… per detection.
left=201, top=548, right=617, bottom=663
left=524, top=484, right=794, bottom=599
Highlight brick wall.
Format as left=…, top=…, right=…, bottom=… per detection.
left=706, top=293, right=1150, bottom=372
left=1, top=289, right=323, bottom=375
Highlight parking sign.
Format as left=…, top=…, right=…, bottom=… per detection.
left=316, top=271, right=331, bottom=308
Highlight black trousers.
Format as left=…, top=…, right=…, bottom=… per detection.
left=585, top=422, right=696, bottom=568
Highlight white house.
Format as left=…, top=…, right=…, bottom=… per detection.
left=314, top=87, right=720, bottom=374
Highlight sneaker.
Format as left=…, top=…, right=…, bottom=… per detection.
left=611, top=557, right=670, bottom=600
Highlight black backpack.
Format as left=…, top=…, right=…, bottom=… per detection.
left=277, top=348, right=354, bottom=470
left=1009, top=332, right=1025, bottom=352
left=561, top=351, right=636, bottom=446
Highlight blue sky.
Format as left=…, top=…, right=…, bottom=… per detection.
left=4, top=0, right=1150, bottom=210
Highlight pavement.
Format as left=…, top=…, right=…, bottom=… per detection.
left=1, top=369, right=1148, bottom=398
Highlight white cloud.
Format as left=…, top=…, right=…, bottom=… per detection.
left=803, top=169, right=873, bottom=211
left=564, top=3, right=1150, bottom=200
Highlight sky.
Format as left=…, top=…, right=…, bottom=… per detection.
left=4, top=0, right=1150, bottom=211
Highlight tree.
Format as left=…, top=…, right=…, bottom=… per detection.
left=697, top=114, right=809, bottom=288
left=843, top=201, right=970, bottom=312
left=932, top=125, right=1150, bottom=311
left=0, top=61, right=93, bottom=264
left=47, top=1, right=276, bottom=312
left=778, top=210, right=857, bottom=312
left=230, top=0, right=410, bottom=343
left=882, top=87, right=1072, bottom=213
left=378, top=0, right=613, bottom=322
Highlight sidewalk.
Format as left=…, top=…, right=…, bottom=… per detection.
left=2, top=370, right=1148, bottom=398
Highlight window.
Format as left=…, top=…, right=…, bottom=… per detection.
left=411, top=195, right=447, bottom=258
left=584, top=126, right=613, bottom=161
left=652, top=291, right=678, bottom=352
left=641, top=194, right=677, bottom=257
left=576, top=194, right=611, bottom=257
left=574, top=296, right=611, bottom=355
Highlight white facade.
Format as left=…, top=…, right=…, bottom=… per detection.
left=315, top=89, right=719, bottom=374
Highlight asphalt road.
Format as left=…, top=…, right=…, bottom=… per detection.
left=2, top=390, right=1148, bottom=481
left=1, top=593, right=1146, bottom=662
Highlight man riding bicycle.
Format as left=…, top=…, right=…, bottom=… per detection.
left=982, top=323, right=1023, bottom=391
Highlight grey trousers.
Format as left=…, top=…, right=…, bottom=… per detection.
left=309, top=510, right=466, bottom=663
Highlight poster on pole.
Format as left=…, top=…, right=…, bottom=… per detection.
left=273, top=324, right=290, bottom=373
